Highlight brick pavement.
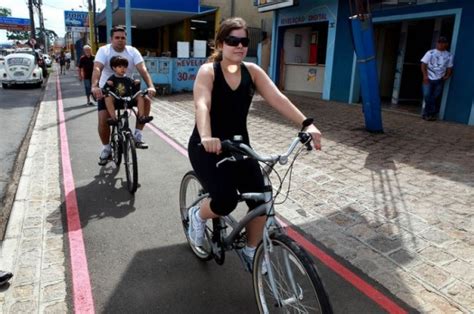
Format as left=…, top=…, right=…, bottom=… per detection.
left=151, top=92, right=474, bottom=313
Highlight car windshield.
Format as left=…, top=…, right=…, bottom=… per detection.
left=7, top=57, right=32, bottom=66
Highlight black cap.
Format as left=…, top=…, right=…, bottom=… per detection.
left=437, top=36, right=448, bottom=43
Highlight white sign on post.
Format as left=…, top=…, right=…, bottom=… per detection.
left=193, top=40, right=207, bottom=58
left=177, top=41, right=190, bottom=58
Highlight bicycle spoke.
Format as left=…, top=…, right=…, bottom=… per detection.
left=179, top=172, right=212, bottom=261
left=253, top=235, right=331, bottom=314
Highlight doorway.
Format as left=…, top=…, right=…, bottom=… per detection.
left=374, top=16, right=454, bottom=114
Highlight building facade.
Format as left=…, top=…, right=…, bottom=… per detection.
left=264, top=0, right=474, bottom=125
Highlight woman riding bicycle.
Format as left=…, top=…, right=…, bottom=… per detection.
left=187, top=17, right=322, bottom=268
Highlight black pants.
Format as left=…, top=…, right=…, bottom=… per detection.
left=188, top=141, right=265, bottom=216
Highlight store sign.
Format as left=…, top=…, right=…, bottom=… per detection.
left=257, top=0, right=297, bottom=13
left=0, top=17, right=30, bottom=31
left=64, top=11, right=89, bottom=32
left=280, top=13, right=328, bottom=26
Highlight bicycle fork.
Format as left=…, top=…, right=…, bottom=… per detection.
left=262, top=222, right=303, bottom=308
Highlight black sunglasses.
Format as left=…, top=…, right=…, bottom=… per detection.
left=224, top=36, right=250, bottom=47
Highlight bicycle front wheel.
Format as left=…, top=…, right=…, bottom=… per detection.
left=253, top=234, right=332, bottom=314
left=123, top=132, right=138, bottom=193
left=179, top=171, right=213, bottom=261
left=111, top=126, right=122, bottom=168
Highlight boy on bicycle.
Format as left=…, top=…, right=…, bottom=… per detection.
left=103, top=56, right=153, bottom=126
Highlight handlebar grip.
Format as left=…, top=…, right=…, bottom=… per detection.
left=299, top=132, right=313, bottom=151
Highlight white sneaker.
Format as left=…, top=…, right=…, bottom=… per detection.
left=242, top=247, right=268, bottom=274
left=98, top=147, right=111, bottom=166
left=134, top=132, right=148, bottom=149
left=187, top=206, right=206, bottom=247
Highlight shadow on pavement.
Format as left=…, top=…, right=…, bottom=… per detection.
left=53, top=166, right=136, bottom=233
left=102, top=243, right=258, bottom=313
left=251, top=96, right=474, bottom=187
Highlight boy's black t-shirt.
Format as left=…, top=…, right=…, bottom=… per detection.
left=105, top=74, right=137, bottom=96
left=105, top=74, right=140, bottom=107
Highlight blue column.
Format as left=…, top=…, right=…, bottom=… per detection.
left=350, top=14, right=383, bottom=133
left=106, top=0, right=112, bottom=42
left=125, top=0, right=131, bottom=45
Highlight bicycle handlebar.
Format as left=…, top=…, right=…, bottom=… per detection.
left=220, top=132, right=312, bottom=166
left=102, top=89, right=148, bottom=102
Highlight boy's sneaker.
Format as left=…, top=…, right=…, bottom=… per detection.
left=242, top=248, right=268, bottom=274
left=187, top=206, right=206, bottom=247
left=98, top=147, right=111, bottom=166
left=137, top=115, right=154, bottom=124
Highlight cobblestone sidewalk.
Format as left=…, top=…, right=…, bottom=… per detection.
left=150, top=92, right=474, bottom=313
left=0, top=77, right=68, bottom=313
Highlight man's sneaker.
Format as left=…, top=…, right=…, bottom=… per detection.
left=98, top=148, right=111, bottom=166
left=242, top=248, right=267, bottom=274
left=0, top=270, right=13, bottom=286
left=135, top=141, right=149, bottom=149
left=134, top=132, right=149, bottom=149
left=187, top=206, right=206, bottom=247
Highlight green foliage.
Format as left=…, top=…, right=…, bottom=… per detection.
left=7, top=31, right=29, bottom=41
left=0, top=7, right=12, bottom=17
left=0, top=7, right=29, bottom=40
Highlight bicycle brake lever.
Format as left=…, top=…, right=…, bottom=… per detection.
left=216, top=156, right=236, bottom=168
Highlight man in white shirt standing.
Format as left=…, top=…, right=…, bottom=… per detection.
left=91, top=26, right=156, bottom=165
left=420, top=36, right=453, bottom=121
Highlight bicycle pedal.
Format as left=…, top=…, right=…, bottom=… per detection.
left=234, top=241, right=246, bottom=249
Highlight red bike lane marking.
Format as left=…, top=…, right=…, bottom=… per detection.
left=146, top=122, right=408, bottom=314
left=278, top=218, right=408, bottom=314
left=56, top=75, right=95, bottom=314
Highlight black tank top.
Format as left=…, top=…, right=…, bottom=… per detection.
left=190, top=62, right=255, bottom=144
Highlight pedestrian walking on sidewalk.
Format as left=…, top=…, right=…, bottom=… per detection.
left=420, top=36, right=453, bottom=121
left=58, top=52, right=66, bottom=75
left=186, top=17, right=322, bottom=267
left=91, top=26, right=156, bottom=165
left=78, top=45, right=95, bottom=106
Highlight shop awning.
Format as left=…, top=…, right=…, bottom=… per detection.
left=95, top=2, right=216, bottom=30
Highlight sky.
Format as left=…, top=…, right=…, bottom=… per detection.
left=0, top=0, right=105, bottom=43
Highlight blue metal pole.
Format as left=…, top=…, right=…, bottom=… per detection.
left=106, top=0, right=112, bottom=42
left=125, top=0, right=131, bottom=45
left=350, top=14, right=383, bottom=133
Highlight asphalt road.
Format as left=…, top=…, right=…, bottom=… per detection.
left=0, top=83, right=43, bottom=211
left=57, top=72, right=409, bottom=313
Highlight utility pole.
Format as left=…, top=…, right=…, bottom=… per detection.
left=28, top=0, right=36, bottom=40
left=36, top=0, right=47, bottom=53
left=93, top=0, right=98, bottom=49
left=87, top=0, right=96, bottom=52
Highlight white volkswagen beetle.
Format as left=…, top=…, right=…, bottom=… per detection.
left=0, top=52, right=43, bottom=88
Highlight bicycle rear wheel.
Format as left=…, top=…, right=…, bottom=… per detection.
left=111, top=126, right=122, bottom=168
left=179, top=171, right=213, bottom=261
left=253, top=234, right=332, bottom=314
left=123, top=132, right=138, bottom=193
